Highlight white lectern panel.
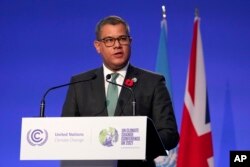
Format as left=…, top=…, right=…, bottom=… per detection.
left=20, top=116, right=147, bottom=160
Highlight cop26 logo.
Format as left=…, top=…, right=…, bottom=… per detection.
left=99, top=127, right=118, bottom=147
left=27, top=129, right=48, bottom=146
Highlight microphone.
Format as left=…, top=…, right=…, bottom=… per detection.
left=106, top=74, right=136, bottom=116
left=40, top=74, right=96, bottom=117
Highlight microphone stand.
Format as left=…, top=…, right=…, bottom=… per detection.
left=40, top=82, right=77, bottom=117
left=132, top=101, right=136, bottom=116
left=39, top=74, right=96, bottom=117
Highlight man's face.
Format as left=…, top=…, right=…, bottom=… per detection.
left=94, top=23, right=131, bottom=71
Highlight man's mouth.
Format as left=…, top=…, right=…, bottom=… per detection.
left=113, top=52, right=123, bottom=57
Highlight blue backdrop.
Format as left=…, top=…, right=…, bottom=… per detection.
left=1, top=0, right=249, bottom=166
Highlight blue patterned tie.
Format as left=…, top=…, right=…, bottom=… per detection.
left=107, top=73, right=119, bottom=116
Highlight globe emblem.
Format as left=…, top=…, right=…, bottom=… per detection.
left=99, top=127, right=118, bottom=147
left=27, top=129, right=48, bottom=146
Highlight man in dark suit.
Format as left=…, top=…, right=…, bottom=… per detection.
left=62, top=15, right=179, bottom=167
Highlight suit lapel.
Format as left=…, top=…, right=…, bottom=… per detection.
left=115, top=65, right=139, bottom=116
left=91, top=67, right=108, bottom=116
left=90, top=65, right=140, bottom=116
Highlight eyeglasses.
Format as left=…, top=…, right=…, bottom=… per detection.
left=99, top=35, right=131, bottom=47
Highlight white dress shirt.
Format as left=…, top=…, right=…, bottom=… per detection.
left=103, top=63, right=129, bottom=97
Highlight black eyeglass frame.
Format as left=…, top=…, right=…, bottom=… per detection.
left=98, top=35, right=132, bottom=47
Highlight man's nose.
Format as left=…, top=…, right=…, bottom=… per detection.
left=113, top=39, right=121, bottom=47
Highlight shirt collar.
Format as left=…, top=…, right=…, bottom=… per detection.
left=103, top=62, right=129, bottom=79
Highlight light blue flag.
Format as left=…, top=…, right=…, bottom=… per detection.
left=155, top=18, right=173, bottom=97
left=218, top=83, right=236, bottom=167
left=154, top=17, right=177, bottom=167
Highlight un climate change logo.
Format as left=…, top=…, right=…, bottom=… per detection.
left=27, top=129, right=48, bottom=146
left=99, top=127, right=118, bottom=147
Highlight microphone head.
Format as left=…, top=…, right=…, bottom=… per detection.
left=106, top=74, right=112, bottom=80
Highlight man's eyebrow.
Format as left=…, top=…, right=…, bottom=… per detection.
left=102, top=35, right=128, bottom=39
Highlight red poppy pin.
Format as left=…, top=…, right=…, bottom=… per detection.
left=124, top=78, right=137, bottom=87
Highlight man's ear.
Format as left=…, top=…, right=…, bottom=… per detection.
left=94, top=40, right=101, bottom=54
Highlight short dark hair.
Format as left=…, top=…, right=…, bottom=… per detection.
left=95, top=15, right=130, bottom=40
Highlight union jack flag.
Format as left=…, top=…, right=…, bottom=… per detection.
left=177, top=15, right=214, bottom=167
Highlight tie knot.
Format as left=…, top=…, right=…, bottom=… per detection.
left=111, top=73, right=119, bottom=82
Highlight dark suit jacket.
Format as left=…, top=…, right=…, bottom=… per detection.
left=62, top=64, right=179, bottom=167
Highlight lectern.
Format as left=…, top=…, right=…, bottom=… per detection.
left=20, top=116, right=167, bottom=167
